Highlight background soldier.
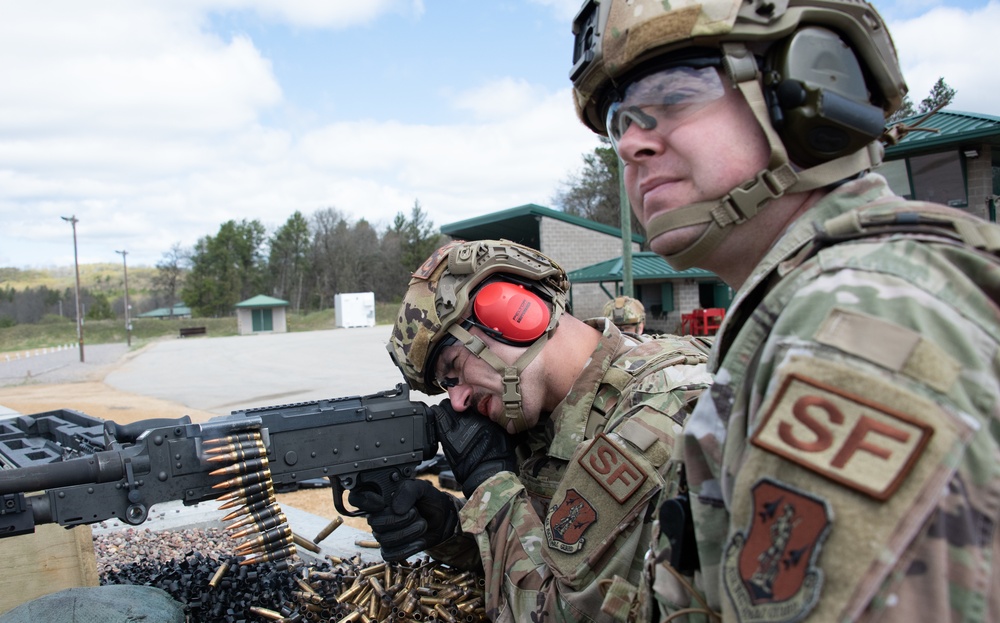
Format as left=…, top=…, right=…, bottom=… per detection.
left=352, top=239, right=712, bottom=621
left=602, top=295, right=646, bottom=334
left=570, top=0, right=1000, bottom=621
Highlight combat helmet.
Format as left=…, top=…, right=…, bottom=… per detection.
left=387, top=239, right=569, bottom=433
left=602, top=296, right=645, bottom=330
left=569, top=0, right=908, bottom=269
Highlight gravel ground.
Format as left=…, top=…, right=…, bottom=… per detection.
left=0, top=343, right=131, bottom=387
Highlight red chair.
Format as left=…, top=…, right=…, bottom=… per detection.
left=702, top=308, right=725, bottom=334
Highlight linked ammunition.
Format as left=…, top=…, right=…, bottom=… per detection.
left=211, top=467, right=272, bottom=490
left=208, top=456, right=269, bottom=477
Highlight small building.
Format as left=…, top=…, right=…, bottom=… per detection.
left=567, top=252, right=731, bottom=334
left=136, top=303, right=192, bottom=319
left=235, top=295, right=290, bottom=335
left=877, top=109, right=1000, bottom=220
left=441, top=203, right=642, bottom=319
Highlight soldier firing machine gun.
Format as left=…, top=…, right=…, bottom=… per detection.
left=0, top=384, right=438, bottom=564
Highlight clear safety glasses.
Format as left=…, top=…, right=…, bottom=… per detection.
left=605, top=65, right=726, bottom=153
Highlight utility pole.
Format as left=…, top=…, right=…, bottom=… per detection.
left=61, top=215, right=85, bottom=362
left=115, top=249, right=132, bottom=347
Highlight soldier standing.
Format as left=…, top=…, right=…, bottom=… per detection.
left=603, top=295, right=646, bottom=334
left=351, top=239, right=712, bottom=621
left=569, top=0, right=1000, bottom=621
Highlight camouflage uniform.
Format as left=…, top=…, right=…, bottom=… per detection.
left=654, top=174, right=1000, bottom=622
left=458, top=318, right=712, bottom=622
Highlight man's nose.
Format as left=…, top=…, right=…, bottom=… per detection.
left=447, top=384, right=473, bottom=412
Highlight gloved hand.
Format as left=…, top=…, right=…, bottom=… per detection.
left=432, top=399, right=518, bottom=499
left=348, top=479, right=460, bottom=562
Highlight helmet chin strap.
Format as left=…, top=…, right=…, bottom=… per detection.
left=644, top=43, right=884, bottom=271
left=446, top=323, right=547, bottom=434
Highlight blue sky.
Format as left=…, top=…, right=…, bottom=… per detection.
left=1, top=0, right=998, bottom=269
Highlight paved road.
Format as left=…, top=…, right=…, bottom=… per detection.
left=102, top=326, right=437, bottom=415
left=0, top=343, right=130, bottom=387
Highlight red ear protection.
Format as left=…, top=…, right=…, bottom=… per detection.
left=472, top=281, right=551, bottom=344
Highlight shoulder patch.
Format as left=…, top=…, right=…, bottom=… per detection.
left=579, top=433, right=648, bottom=503
left=751, top=372, right=933, bottom=500
left=544, top=488, right=598, bottom=553
left=724, top=478, right=832, bottom=622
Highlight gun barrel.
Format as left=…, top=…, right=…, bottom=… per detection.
left=0, top=449, right=142, bottom=495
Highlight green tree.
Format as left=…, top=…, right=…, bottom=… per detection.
left=553, top=138, right=645, bottom=238
left=393, top=200, right=445, bottom=273
left=182, top=219, right=267, bottom=317
left=269, top=211, right=311, bottom=311
left=888, top=77, right=956, bottom=124
left=85, top=292, right=115, bottom=320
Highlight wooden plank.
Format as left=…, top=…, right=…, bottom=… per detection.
left=0, top=524, right=99, bottom=614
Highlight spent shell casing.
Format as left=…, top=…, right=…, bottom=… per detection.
left=240, top=544, right=296, bottom=565
left=313, top=515, right=344, bottom=543
left=204, top=438, right=265, bottom=456
left=216, top=481, right=274, bottom=503
left=248, top=606, right=285, bottom=621
left=204, top=432, right=261, bottom=447
left=292, top=532, right=322, bottom=554
left=211, top=467, right=271, bottom=490
left=207, top=559, right=231, bottom=588
left=221, top=496, right=276, bottom=521
left=208, top=456, right=269, bottom=477
left=229, top=510, right=287, bottom=538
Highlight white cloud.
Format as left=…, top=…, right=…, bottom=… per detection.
left=887, top=1, right=1000, bottom=114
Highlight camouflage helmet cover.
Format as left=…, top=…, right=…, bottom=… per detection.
left=603, top=296, right=646, bottom=328
left=570, top=0, right=908, bottom=135
left=388, top=239, right=570, bottom=395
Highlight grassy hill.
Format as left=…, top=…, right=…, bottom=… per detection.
left=0, top=305, right=399, bottom=355
left=0, top=264, right=160, bottom=299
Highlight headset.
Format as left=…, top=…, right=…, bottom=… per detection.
left=468, top=278, right=552, bottom=346
left=763, top=26, right=887, bottom=168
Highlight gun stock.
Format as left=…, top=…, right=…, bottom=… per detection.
left=0, top=384, right=438, bottom=538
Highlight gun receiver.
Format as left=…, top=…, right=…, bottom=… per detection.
left=0, top=384, right=438, bottom=538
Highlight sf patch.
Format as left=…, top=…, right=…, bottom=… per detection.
left=724, top=479, right=832, bottom=623
left=751, top=372, right=933, bottom=500
left=545, top=488, right=597, bottom=553
left=578, top=433, right=647, bottom=503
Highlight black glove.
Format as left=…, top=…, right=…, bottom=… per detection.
left=348, top=479, right=459, bottom=562
left=432, top=399, right=518, bottom=499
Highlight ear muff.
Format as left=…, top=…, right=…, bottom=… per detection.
left=765, top=26, right=887, bottom=168
left=472, top=280, right=550, bottom=344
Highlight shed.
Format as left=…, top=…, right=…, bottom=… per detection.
left=234, top=295, right=290, bottom=335
left=441, top=204, right=642, bottom=319
left=567, top=252, right=731, bottom=334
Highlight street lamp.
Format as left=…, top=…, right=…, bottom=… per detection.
left=61, top=215, right=85, bottom=362
left=115, top=249, right=132, bottom=347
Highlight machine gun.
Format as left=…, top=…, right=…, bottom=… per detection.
left=0, top=384, right=438, bottom=539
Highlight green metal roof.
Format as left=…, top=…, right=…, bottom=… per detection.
left=441, top=203, right=644, bottom=248
left=568, top=252, right=719, bottom=283
left=884, top=109, right=1000, bottom=158
left=137, top=303, right=191, bottom=318
left=235, top=294, right=290, bottom=308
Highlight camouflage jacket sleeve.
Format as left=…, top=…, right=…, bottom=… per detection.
left=459, top=336, right=712, bottom=622
left=681, top=177, right=1000, bottom=622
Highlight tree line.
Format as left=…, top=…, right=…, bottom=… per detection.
left=0, top=202, right=444, bottom=325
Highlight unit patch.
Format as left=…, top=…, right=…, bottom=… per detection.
left=544, top=488, right=598, bottom=553
left=724, top=479, right=832, bottom=623
left=751, top=372, right=933, bottom=500
left=578, top=433, right=648, bottom=503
